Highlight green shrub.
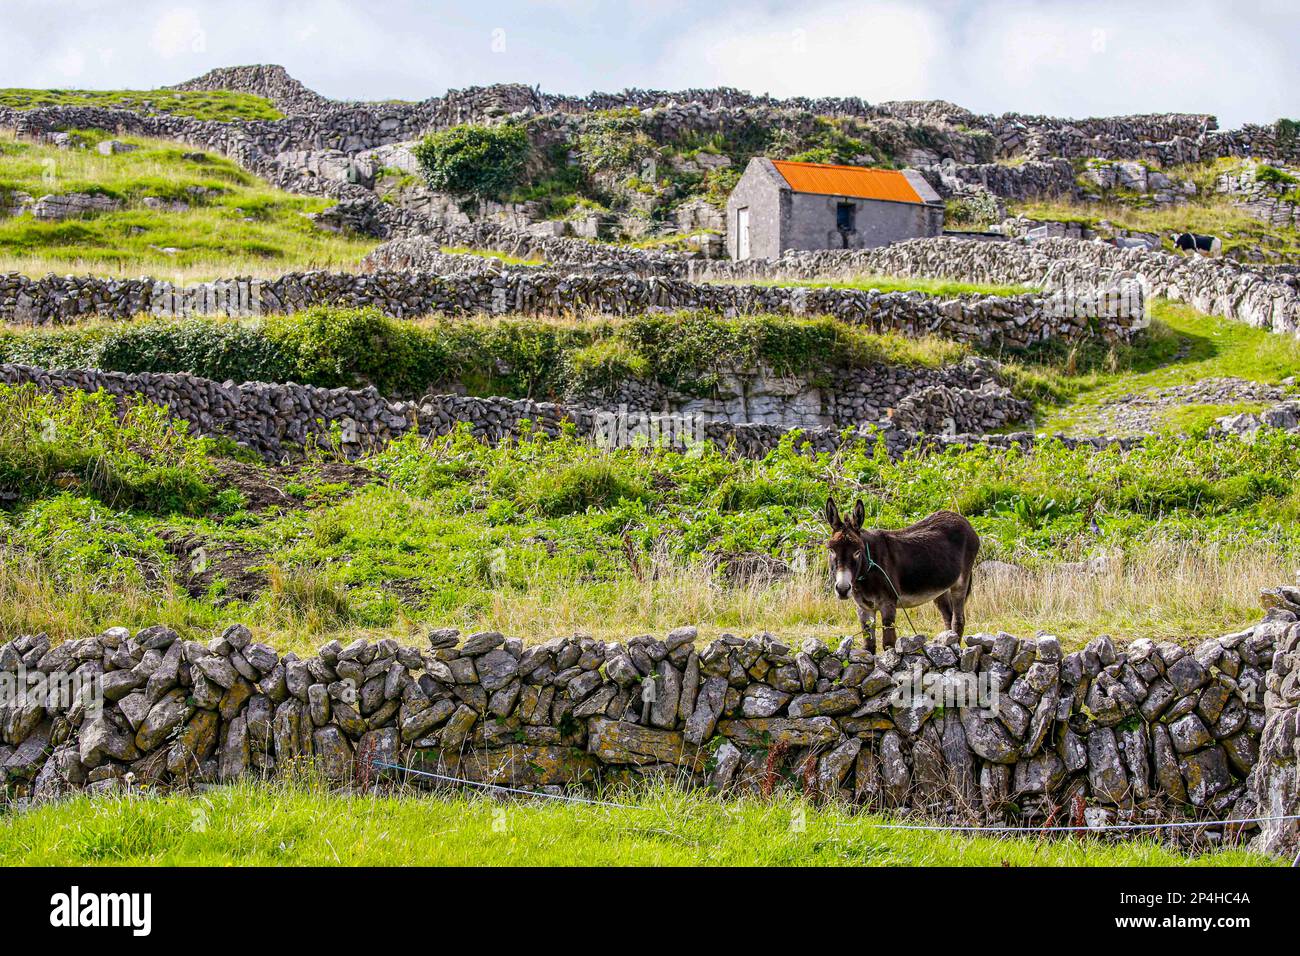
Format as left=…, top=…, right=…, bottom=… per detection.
left=1256, top=164, right=1299, bottom=187
left=574, top=110, right=656, bottom=177
left=264, top=306, right=444, bottom=395
left=0, top=384, right=215, bottom=513
left=945, top=192, right=1003, bottom=230
left=521, top=460, right=651, bottom=517
left=0, top=309, right=961, bottom=403
left=412, top=124, right=530, bottom=200
left=785, top=117, right=876, bottom=166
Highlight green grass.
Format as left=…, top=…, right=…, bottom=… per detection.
left=0, top=383, right=217, bottom=513
left=1161, top=401, right=1269, bottom=435
left=0, top=130, right=374, bottom=278
left=1012, top=156, right=1300, bottom=259
left=0, top=87, right=282, bottom=122
left=0, top=382, right=1296, bottom=651
left=7, top=299, right=1288, bottom=436
left=1003, top=299, right=1300, bottom=432
left=0, top=781, right=1275, bottom=866
left=1, top=303, right=1297, bottom=651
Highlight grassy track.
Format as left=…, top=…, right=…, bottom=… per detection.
left=0, top=782, right=1277, bottom=866
left=1009, top=300, right=1300, bottom=433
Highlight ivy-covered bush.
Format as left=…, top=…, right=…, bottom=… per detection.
left=412, top=123, right=530, bottom=200
left=0, top=308, right=961, bottom=402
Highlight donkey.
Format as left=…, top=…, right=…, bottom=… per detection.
left=825, top=499, right=980, bottom=652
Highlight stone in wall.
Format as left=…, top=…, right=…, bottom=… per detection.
left=1250, top=585, right=1300, bottom=858
left=30, top=193, right=123, bottom=221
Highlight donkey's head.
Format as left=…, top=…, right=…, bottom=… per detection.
left=825, top=497, right=865, bottom=600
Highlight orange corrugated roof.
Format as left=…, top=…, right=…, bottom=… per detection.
left=771, top=160, right=924, bottom=204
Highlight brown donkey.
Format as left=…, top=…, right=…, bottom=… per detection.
left=825, top=499, right=979, bottom=652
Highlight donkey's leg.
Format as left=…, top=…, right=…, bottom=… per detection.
left=856, top=604, right=877, bottom=653
left=934, top=591, right=955, bottom=632
left=950, top=575, right=971, bottom=637
left=881, top=603, right=897, bottom=650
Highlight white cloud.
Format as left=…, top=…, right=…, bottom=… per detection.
left=653, top=0, right=1298, bottom=126
left=51, top=48, right=86, bottom=79
left=655, top=1, right=945, bottom=101
left=951, top=0, right=1297, bottom=125
left=150, top=7, right=208, bottom=59
left=0, top=1, right=1293, bottom=127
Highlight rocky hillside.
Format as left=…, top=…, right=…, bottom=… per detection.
left=2, top=64, right=1297, bottom=260
left=149, top=66, right=1298, bottom=249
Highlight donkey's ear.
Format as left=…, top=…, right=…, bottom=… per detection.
left=825, top=497, right=842, bottom=530
left=850, top=499, right=866, bottom=531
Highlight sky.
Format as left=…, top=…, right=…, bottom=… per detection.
left=1, top=0, right=1296, bottom=128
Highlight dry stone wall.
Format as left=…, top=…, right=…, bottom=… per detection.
left=699, top=236, right=1300, bottom=336
left=0, top=362, right=1036, bottom=463
left=1216, top=166, right=1300, bottom=231
left=575, top=356, right=1029, bottom=432
left=918, top=158, right=1077, bottom=201
left=163, top=65, right=1299, bottom=167
left=1251, top=585, right=1300, bottom=858
left=361, top=229, right=696, bottom=277
left=0, top=268, right=1144, bottom=350
left=1, top=599, right=1286, bottom=836
left=5, top=73, right=1296, bottom=255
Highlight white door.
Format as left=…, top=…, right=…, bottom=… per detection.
left=736, top=207, right=750, bottom=260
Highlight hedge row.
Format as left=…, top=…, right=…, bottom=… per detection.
left=0, top=308, right=963, bottom=401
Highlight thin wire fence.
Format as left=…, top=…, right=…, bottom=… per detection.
left=372, top=758, right=1300, bottom=864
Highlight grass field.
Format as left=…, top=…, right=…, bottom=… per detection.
left=1011, top=156, right=1300, bottom=260
left=0, top=130, right=374, bottom=278
left=0, top=362, right=1295, bottom=652
left=0, top=87, right=282, bottom=122
left=0, top=781, right=1275, bottom=866
left=1004, top=299, right=1300, bottom=432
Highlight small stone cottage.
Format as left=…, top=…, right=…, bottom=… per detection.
left=726, top=158, right=944, bottom=260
